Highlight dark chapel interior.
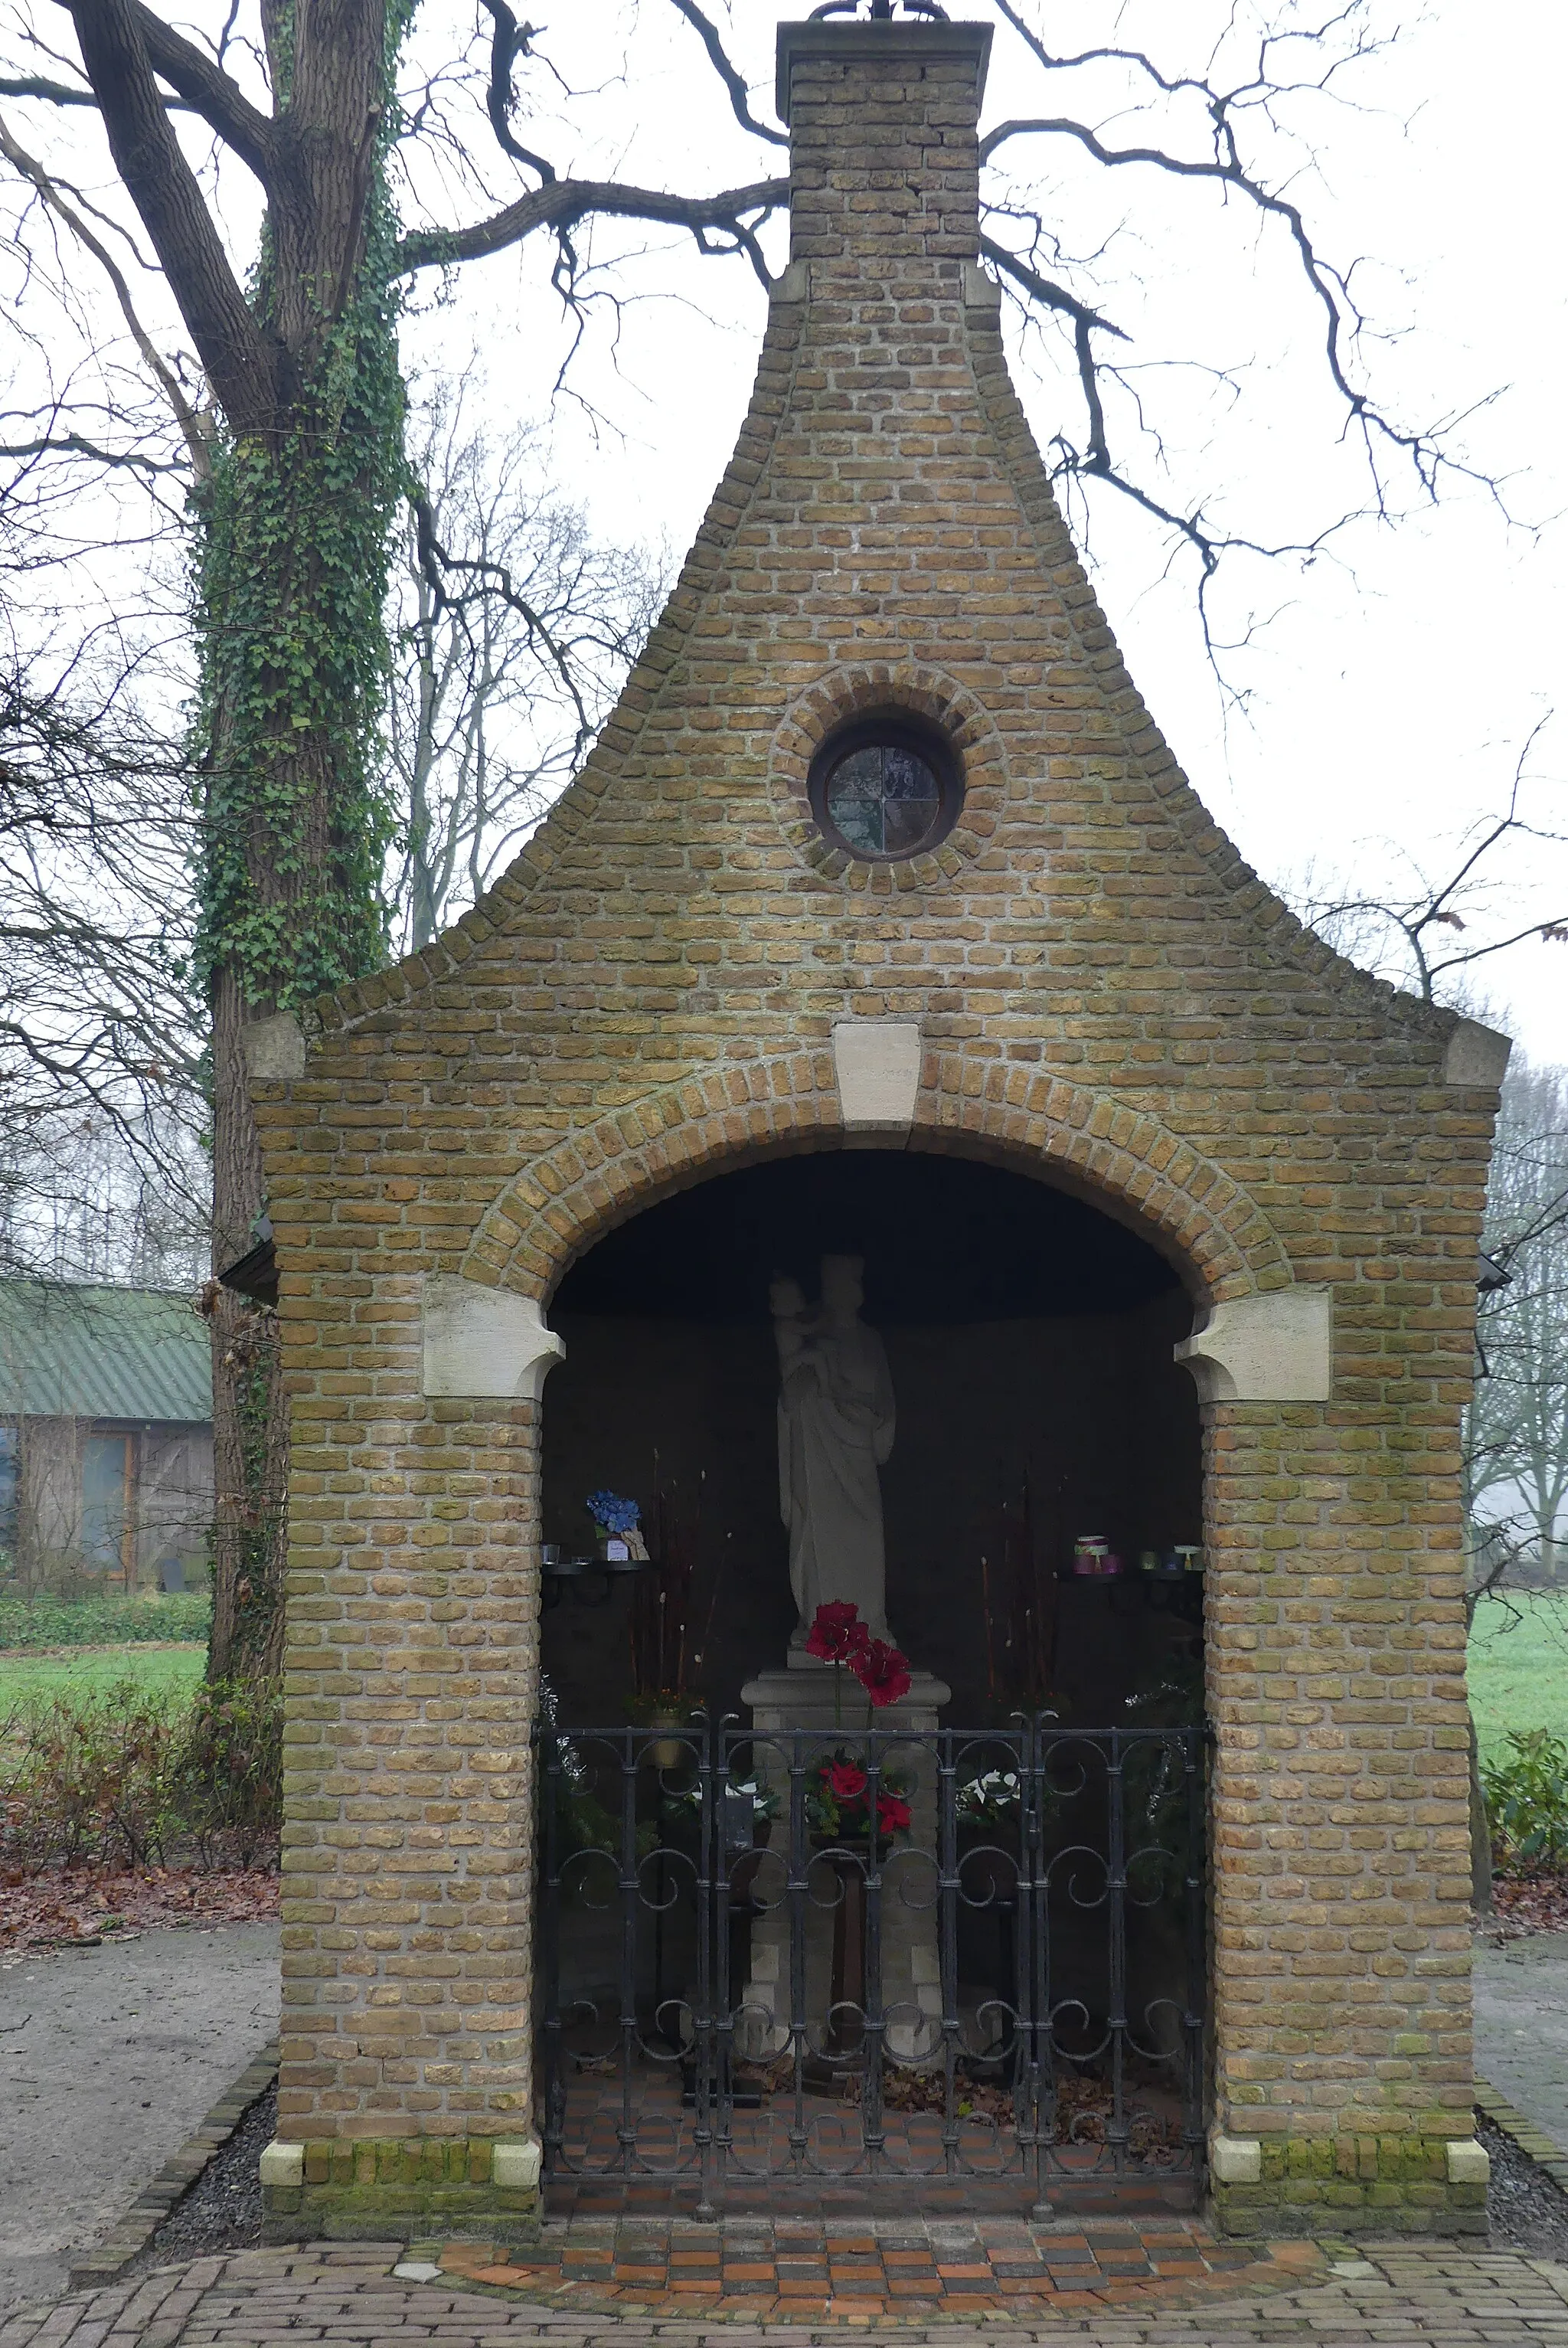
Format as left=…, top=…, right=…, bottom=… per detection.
left=539, top=1149, right=1205, bottom=1732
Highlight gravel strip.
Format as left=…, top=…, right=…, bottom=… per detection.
left=1479, top=2112, right=1568, bottom=2258
left=119, top=2083, right=274, bottom=2275
left=106, top=2092, right=1568, bottom=2280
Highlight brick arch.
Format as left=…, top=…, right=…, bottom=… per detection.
left=459, top=1047, right=1293, bottom=1307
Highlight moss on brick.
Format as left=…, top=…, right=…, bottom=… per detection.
left=262, top=2137, right=540, bottom=2245
left=1214, top=2137, right=1488, bottom=2238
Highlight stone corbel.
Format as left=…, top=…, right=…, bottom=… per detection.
left=422, top=1274, right=565, bottom=1401
left=832, top=1019, right=922, bottom=1134
left=1442, top=1017, right=1511, bottom=1089
left=770, top=258, right=809, bottom=306
left=1174, top=1286, right=1331, bottom=1405
left=962, top=260, right=1001, bottom=314
left=241, top=1012, right=305, bottom=1083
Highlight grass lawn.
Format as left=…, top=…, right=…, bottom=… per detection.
left=0, top=1643, right=207, bottom=1712
left=1468, top=1590, right=1568, bottom=1769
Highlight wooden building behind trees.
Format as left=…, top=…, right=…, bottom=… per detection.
left=0, top=1280, right=213, bottom=1592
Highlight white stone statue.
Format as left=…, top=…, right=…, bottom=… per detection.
left=770, top=1254, right=896, bottom=1659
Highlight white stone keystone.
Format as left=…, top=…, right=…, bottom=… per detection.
left=422, top=1274, right=565, bottom=1401
left=492, top=2138, right=542, bottom=2192
left=832, top=1019, right=922, bottom=1131
left=1443, top=1018, right=1512, bottom=1089
left=1446, top=2137, right=1490, bottom=2185
left=258, top=2139, right=304, bottom=2188
left=1175, top=1287, right=1331, bottom=1405
left=1208, top=2134, right=1262, bottom=2185
left=241, top=1013, right=305, bottom=1084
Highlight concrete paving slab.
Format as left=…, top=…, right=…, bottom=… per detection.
left=0, top=1925, right=279, bottom=2320
left=1475, top=1928, right=1568, bottom=2161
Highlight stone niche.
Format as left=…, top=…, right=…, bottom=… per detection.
left=540, top=1148, right=1202, bottom=1726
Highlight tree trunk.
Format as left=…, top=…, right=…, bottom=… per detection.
left=60, top=0, right=410, bottom=1696
left=206, top=964, right=288, bottom=1683
left=191, top=259, right=404, bottom=1691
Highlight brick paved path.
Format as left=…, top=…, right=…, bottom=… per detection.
left=431, top=2217, right=1300, bottom=2317
left=4, top=2241, right=1568, bottom=2348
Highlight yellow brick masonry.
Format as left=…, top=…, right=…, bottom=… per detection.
left=253, top=17, right=1497, bottom=2225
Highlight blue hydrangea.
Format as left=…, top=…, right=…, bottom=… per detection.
left=586, top=1489, right=640, bottom=1535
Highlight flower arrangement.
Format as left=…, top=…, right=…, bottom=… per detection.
left=954, top=1767, right=1022, bottom=1832
left=586, top=1490, right=641, bottom=1538
left=675, top=1774, right=779, bottom=1826
left=805, top=1754, right=913, bottom=1843
left=804, top=1601, right=913, bottom=1721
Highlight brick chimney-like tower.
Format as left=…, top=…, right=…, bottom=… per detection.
left=253, top=8, right=1504, bottom=2246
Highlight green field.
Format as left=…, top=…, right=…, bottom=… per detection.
left=0, top=1643, right=207, bottom=1712
left=1468, top=1591, right=1568, bottom=1769
left=0, top=1600, right=1558, bottom=1761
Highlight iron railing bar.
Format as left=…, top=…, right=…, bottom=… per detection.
left=1027, top=1712, right=1050, bottom=2214
left=864, top=1743, right=885, bottom=2176
left=694, top=1716, right=716, bottom=2218
left=787, top=1732, right=809, bottom=2180
left=938, top=1729, right=961, bottom=2178
left=1106, top=1731, right=1129, bottom=2179
left=541, top=1731, right=565, bottom=2183
left=715, top=1728, right=737, bottom=2189
left=617, top=1728, right=639, bottom=2175
left=1183, top=1725, right=1208, bottom=2200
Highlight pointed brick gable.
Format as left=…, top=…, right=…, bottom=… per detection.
left=253, top=13, right=1504, bottom=2242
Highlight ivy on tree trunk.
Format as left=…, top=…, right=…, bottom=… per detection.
left=191, top=11, right=408, bottom=1684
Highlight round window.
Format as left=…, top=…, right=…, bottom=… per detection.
left=807, top=716, right=962, bottom=862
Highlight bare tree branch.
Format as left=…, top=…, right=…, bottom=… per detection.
left=56, top=0, right=276, bottom=433
left=475, top=0, right=556, bottom=184
left=0, top=108, right=211, bottom=475
left=397, top=173, right=789, bottom=276
left=120, top=0, right=276, bottom=180
left=665, top=0, right=787, bottom=149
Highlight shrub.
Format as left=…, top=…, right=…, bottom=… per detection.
left=0, top=1591, right=212, bottom=1651
left=1483, top=1728, right=1568, bottom=1872
left=0, top=1683, right=178, bottom=1870
left=169, top=1678, right=283, bottom=1866
left=0, top=1673, right=280, bottom=1875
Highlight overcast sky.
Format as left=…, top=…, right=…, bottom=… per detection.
left=398, top=0, right=1566, bottom=1063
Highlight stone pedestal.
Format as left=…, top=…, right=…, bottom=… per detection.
left=737, top=1666, right=949, bottom=2065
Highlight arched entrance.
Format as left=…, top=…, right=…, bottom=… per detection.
left=533, top=1144, right=1210, bottom=2215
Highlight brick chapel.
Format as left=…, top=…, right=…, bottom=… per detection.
left=252, top=5, right=1508, bottom=2242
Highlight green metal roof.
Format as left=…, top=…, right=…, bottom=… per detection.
left=0, top=1281, right=211, bottom=1426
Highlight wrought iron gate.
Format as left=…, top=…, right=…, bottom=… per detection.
left=537, top=1718, right=1207, bottom=2212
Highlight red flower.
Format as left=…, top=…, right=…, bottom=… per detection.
left=828, top=1760, right=868, bottom=1804
left=854, top=1638, right=913, bottom=1709
left=805, top=1601, right=871, bottom=1666
left=877, top=1792, right=912, bottom=1835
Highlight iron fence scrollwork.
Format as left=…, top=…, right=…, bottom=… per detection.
left=537, top=1715, right=1207, bottom=2212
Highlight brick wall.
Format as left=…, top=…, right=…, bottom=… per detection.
left=255, top=18, right=1498, bottom=2234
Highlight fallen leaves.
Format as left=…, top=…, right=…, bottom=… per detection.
left=1477, top=1870, right=1568, bottom=1943
left=0, top=1862, right=279, bottom=1951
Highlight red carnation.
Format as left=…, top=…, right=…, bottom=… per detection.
left=877, top=1791, right=912, bottom=1835
left=805, top=1601, right=871, bottom=1666
left=828, top=1760, right=868, bottom=1804
left=854, top=1637, right=913, bottom=1709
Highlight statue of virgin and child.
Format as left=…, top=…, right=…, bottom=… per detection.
left=769, top=1254, right=897, bottom=1661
